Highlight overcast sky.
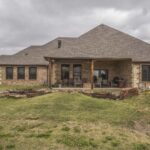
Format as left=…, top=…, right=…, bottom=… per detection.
left=0, top=0, right=150, bottom=55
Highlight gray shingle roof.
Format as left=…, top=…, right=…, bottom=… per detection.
left=0, top=24, right=150, bottom=65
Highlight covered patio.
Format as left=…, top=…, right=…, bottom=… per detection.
left=45, top=57, right=132, bottom=89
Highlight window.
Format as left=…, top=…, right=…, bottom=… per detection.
left=142, top=65, right=150, bottom=81
left=94, top=69, right=108, bottom=83
left=61, top=64, right=70, bottom=80
left=6, top=67, right=13, bottom=80
left=29, top=67, right=37, bottom=80
left=17, top=66, right=25, bottom=79
left=73, top=64, right=82, bottom=80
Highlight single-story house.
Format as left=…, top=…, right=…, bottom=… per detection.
left=0, top=24, right=150, bottom=89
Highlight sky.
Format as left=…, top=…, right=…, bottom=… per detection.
left=0, top=0, right=150, bottom=55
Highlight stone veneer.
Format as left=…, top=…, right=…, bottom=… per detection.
left=132, top=63, right=150, bottom=88
left=1, top=61, right=150, bottom=88
left=52, top=59, right=132, bottom=87
left=132, top=63, right=140, bottom=88
left=0, top=65, right=48, bottom=85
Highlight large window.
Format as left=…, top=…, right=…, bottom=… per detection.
left=29, top=67, right=37, bottom=80
left=61, top=64, right=70, bottom=80
left=17, top=66, right=25, bottom=79
left=94, top=69, right=108, bottom=83
left=73, top=64, right=82, bottom=80
left=6, top=67, right=13, bottom=80
left=142, top=65, right=150, bottom=81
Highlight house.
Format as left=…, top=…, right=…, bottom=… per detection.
left=0, top=24, right=150, bottom=89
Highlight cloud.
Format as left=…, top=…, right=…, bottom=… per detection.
left=0, top=0, right=149, bottom=55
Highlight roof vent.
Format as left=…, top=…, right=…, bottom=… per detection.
left=58, top=40, right=62, bottom=48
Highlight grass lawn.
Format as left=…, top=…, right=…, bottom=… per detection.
left=0, top=91, right=149, bottom=149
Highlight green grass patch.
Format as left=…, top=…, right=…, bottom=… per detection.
left=0, top=92, right=149, bottom=149
left=6, top=144, right=15, bottom=149
left=61, top=126, right=70, bottom=131
left=132, top=143, right=150, bottom=150
left=57, top=134, right=98, bottom=148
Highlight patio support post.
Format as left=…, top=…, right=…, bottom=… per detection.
left=90, top=59, right=94, bottom=90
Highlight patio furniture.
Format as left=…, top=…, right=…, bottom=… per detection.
left=74, top=79, right=83, bottom=87
left=69, top=78, right=74, bottom=87
left=102, top=79, right=109, bottom=87
left=111, top=77, right=126, bottom=88
left=62, top=79, right=69, bottom=87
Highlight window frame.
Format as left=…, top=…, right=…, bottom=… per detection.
left=61, top=64, right=70, bottom=80
left=94, top=69, right=109, bottom=82
left=73, top=64, right=82, bottom=80
left=6, top=66, right=13, bottom=80
left=29, top=66, right=37, bottom=80
left=142, top=65, right=150, bottom=82
left=17, top=66, right=25, bottom=80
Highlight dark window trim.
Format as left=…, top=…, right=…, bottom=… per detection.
left=142, top=65, right=150, bottom=82
left=17, top=66, right=25, bottom=80
left=61, top=64, right=70, bottom=80
left=94, top=69, right=109, bottom=80
left=73, top=64, right=82, bottom=80
left=29, top=66, right=37, bottom=80
left=6, top=66, right=13, bottom=80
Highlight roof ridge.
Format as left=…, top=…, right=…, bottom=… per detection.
left=79, top=24, right=106, bottom=37
left=79, top=24, right=150, bottom=45
left=103, top=25, right=150, bottom=46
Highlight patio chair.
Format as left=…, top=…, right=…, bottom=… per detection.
left=69, top=78, right=74, bottom=87
left=102, top=80, right=109, bottom=87
left=62, top=79, right=69, bottom=87
left=74, top=79, right=83, bottom=87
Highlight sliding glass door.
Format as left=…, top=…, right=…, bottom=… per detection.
left=94, top=69, right=108, bottom=86
left=73, top=64, right=82, bottom=80
left=61, top=64, right=70, bottom=81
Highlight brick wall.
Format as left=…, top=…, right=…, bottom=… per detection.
left=0, top=65, right=48, bottom=85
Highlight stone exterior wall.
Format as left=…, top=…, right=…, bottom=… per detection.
left=118, top=60, right=132, bottom=87
left=52, top=60, right=91, bottom=85
left=94, top=61, right=119, bottom=81
left=1, top=60, right=147, bottom=88
left=0, top=65, right=48, bottom=85
left=132, top=63, right=140, bottom=88
left=132, top=63, right=150, bottom=88
left=52, top=60, right=132, bottom=87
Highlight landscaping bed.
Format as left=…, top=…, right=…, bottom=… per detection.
left=83, top=88, right=139, bottom=100
left=0, top=89, right=51, bottom=98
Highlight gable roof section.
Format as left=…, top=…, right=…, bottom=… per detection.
left=46, top=24, right=150, bottom=61
left=0, top=24, right=150, bottom=65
